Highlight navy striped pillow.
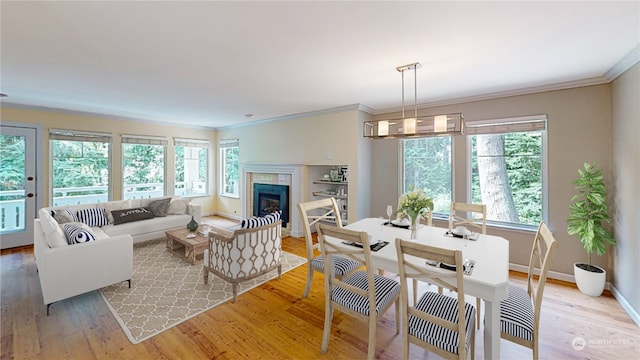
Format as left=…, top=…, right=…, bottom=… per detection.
left=240, top=210, right=282, bottom=229
left=63, top=223, right=97, bottom=244
left=75, top=208, right=109, bottom=227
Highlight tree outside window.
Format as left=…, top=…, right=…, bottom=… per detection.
left=174, top=139, right=208, bottom=197
left=122, top=139, right=166, bottom=199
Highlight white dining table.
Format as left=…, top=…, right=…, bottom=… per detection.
left=342, top=217, right=509, bottom=360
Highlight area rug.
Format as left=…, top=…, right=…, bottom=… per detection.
left=100, top=238, right=306, bottom=344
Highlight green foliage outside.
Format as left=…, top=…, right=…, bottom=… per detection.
left=223, top=147, right=239, bottom=194
left=52, top=140, right=109, bottom=196
left=0, top=135, right=25, bottom=200
left=403, top=136, right=451, bottom=213
left=122, top=144, right=165, bottom=186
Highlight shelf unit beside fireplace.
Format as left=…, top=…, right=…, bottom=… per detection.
left=308, top=166, right=349, bottom=225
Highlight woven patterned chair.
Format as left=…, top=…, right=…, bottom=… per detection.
left=500, top=221, right=557, bottom=360
left=396, top=239, right=476, bottom=360
left=298, top=198, right=360, bottom=298
left=317, top=224, right=400, bottom=360
left=450, top=202, right=487, bottom=329
left=203, top=220, right=282, bottom=302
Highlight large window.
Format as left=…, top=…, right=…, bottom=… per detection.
left=402, top=115, right=547, bottom=229
left=122, top=135, right=167, bottom=199
left=219, top=139, right=239, bottom=197
left=403, top=136, right=452, bottom=214
left=50, top=129, right=111, bottom=206
left=467, top=116, right=547, bottom=228
left=174, top=138, right=209, bottom=197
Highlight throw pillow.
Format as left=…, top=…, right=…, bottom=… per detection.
left=147, top=197, right=171, bottom=217
left=75, top=208, right=109, bottom=227
left=240, top=210, right=282, bottom=229
left=53, top=208, right=75, bottom=224
left=39, top=208, right=68, bottom=248
left=167, top=198, right=191, bottom=215
left=63, top=222, right=97, bottom=245
left=102, top=200, right=132, bottom=224
left=111, top=207, right=155, bottom=225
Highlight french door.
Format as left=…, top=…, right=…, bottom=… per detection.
left=0, top=125, right=38, bottom=249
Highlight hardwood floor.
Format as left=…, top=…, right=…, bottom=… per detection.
left=2, top=216, right=638, bottom=359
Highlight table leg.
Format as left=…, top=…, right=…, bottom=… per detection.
left=484, top=299, right=501, bottom=359
left=186, top=246, right=195, bottom=265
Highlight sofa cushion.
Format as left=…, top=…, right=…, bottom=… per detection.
left=52, top=208, right=75, bottom=224
left=75, top=208, right=109, bottom=227
left=241, top=210, right=281, bottom=229
left=147, top=198, right=171, bottom=217
left=39, top=208, right=68, bottom=248
left=63, top=222, right=97, bottom=244
left=112, top=207, right=155, bottom=225
left=140, top=196, right=171, bottom=208
left=100, top=200, right=132, bottom=224
left=102, top=214, right=191, bottom=237
left=167, top=198, right=191, bottom=215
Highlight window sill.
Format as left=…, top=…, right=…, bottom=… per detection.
left=179, top=194, right=211, bottom=199
left=219, top=193, right=240, bottom=199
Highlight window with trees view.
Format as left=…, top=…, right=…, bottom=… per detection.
left=122, top=135, right=167, bottom=199
left=403, top=136, right=452, bottom=214
left=50, top=130, right=111, bottom=206
left=403, top=115, right=547, bottom=229
left=174, top=138, right=209, bottom=197
left=219, top=139, right=239, bottom=197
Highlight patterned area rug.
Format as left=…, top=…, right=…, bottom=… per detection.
left=100, top=238, right=306, bottom=344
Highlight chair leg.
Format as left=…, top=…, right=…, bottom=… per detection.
left=471, top=318, right=476, bottom=360
left=395, top=299, right=400, bottom=334
left=476, top=297, right=481, bottom=329
left=232, top=283, right=238, bottom=303
left=321, top=304, right=333, bottom=353
left=204, top=269, right=209, bottom=285
left=277, top=264, right=282, bottom=279
left=303, top=266, right=314, bottom=298
left=367, top=316, right=377, bottom=360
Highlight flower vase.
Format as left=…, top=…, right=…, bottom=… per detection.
left=410, top=215, right=418, bottom=240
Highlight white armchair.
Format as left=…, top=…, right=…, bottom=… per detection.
left=203, top=220, right=283, bottom=302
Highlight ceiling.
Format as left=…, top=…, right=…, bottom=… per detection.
left=1, top=1, right=639, bottom=129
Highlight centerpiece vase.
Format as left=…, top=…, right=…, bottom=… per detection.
left=409, top=214, right=419, bottom=240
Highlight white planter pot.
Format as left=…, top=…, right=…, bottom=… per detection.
left=574, top=263, right=606, bottom=296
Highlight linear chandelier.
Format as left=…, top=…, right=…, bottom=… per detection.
left=364, top=62, right=464, bottom=139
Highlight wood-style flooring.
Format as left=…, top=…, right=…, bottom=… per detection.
left=2, top=216, right=638, bottom=359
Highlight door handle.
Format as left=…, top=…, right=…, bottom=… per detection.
left=27, top=176, right=35, bottom=181
left=27, top=193, right=35, bottom=198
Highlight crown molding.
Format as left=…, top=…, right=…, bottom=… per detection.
left=603, top=45, right=640, bottom=81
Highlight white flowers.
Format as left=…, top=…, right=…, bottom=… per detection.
left=397, top=188, right=434, bottom=221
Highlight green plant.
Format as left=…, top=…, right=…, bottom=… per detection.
left=567, top=162, right=616, bottom=269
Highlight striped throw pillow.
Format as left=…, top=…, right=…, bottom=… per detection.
left=75, top=208, right=109, bottom=227
left=63, top=222, right=97, bottom=245
left=240, top=210, right=282, bottom=229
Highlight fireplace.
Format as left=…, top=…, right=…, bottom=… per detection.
left=253, top=183, right=289, bottom=227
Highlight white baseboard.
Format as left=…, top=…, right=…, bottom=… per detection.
left=610, top=285, right=640, bottom=328
left=509, top=262, right=575, bottom=283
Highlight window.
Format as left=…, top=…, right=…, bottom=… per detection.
left=50, top=129, right=111, bottom=206
left=174, top=138, right=209, bottom=197
left=467, top=115, right=547, bottom=229
left=121, top=134, right=167, bottom=199
left=402, top=136, right=452, bottom=215
left=219, top=139, right=239, bottom=197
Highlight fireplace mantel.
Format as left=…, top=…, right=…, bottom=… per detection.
left=241, top=163, right=304, bottom=237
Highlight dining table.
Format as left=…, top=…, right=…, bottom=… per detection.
left=340, top=217, right=510, bottom=360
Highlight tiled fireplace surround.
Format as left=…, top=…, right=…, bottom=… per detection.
left=241, top=163, right=304, bottom=238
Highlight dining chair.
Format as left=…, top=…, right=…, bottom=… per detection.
left=316, top=224, right=400, bottom=360
left=450, top=202, right=486, bottom=329
left=298, top=198, right=360, bottom=298
left=412, top=209, right=433, bottom=304
left=500, top=221, right=557, bottom=360
left=396, top=239, right=476, bottom=360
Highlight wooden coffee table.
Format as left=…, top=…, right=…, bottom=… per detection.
left=165, top=227, right=208, bottom=265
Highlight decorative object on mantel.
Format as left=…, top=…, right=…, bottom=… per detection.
left=186, top=216, right=199, bottom=238
left=363, top=62, right=464, bottom=139
left=397, top=187, right=434, bottom=240
left=567, top=161, right=616, bottom=297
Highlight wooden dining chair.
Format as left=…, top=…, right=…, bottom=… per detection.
left=298, top=198, right=360, bottom=298
left=412, top=209, right=433, bottom=304
left=396, top=239, right=476, bottom=360
left=450, top=202, right=486, bottom=329
left=500, top=221, right=557, bottom=360
left=316, top=224, right=400, bottom=360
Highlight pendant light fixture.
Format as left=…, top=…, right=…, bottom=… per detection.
left=364, top=62, right=464, bottom=139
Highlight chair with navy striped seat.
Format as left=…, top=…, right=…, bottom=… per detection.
left=500, top=221, right=557, bottom=360
left=396, top=239, right=476, bottom=360
left=298, top=198, right=360, bottom=298
left=316, top=224, right=400, bottom=360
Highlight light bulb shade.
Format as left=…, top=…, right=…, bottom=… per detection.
left=378, top=120, right=389, bottom=136
left=434, top=115, right=448, bottom=132
left=403, top=118, right=416, bottom=134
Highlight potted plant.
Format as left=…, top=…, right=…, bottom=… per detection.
left=567, top=161, right=616, bottom=296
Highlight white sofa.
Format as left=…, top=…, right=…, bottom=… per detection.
left=34, top=196, right=202, bottom=314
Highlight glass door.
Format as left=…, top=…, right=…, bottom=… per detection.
left=0, top=125, right=37, bottom=249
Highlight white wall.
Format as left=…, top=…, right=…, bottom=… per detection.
left=611, top=62, right=640, bottom=317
